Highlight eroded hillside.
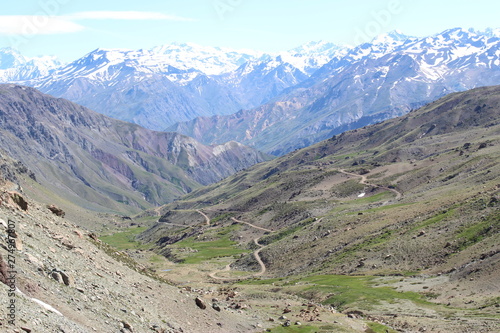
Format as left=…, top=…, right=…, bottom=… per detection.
left=137, top=86, right=500, bottom=332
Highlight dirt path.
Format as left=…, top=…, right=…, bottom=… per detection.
left=153, top=205, right=164, bottom=216
left=209, top=217, right=274, bottom=280
left=252, top=238, right=267, bottom=276
left=231, top=217, right=273, bottom=232
left=208, top=263, right=231, bottom=280
left=339, top=169, right=403, bottom=200
left=197, top=209, right=210, bottom=225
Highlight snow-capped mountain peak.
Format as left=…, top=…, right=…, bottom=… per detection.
left=150, top=43, right=264, bottom=75
left=1, top=27, right=499, bottom=135
left=0, top=47, right=28, bottom=70
left=370, top=30, right=414, bottom=45
left=480, top=27, right=500, bottom=38
left=0, top=47, right=61, bottom=81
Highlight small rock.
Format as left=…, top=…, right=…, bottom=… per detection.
left=295, top=321, right=302, bottom=326
left=59, top=271, right=74, bottom=286
left=195, top=297, right=206, bottom=309
left=212, top=303, right=221, bottom=312
left=20, top=327, right=32, bottom=333
left=122, top=321, right=133, bottom=332
left=51, top=271, right=63, bottom=283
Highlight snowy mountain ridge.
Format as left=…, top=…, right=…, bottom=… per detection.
left=168, top=27, right=500, bottom=155
left=1, top=27, right=499, bottom=134
left=0, top=47, right=61, bottom=81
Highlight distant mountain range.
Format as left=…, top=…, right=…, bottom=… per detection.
left=1, top=41, right=346, bottom=131
left=0, top=84, right=270, bottom=213
left=1, top=28, right=499, bottom=155
left=170, top=28, right=500, bottom=155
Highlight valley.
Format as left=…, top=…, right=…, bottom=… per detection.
left=0, top=84, right=498, bottom=332
left=0, top=20, right=499, bottom=333
left=97, top=86, right=498, bottom=332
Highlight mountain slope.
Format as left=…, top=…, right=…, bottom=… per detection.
left=139, top=86, right=499, bottom=331
left=0, top=84, right=270, bottom=214
left=171, top=28, right=500, bottom=155
left=0, top=154, right=264, bottom=333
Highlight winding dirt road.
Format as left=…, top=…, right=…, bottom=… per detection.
left=339, top=169, right=403, bottom=200
left=209, top=217, right=273, bottom=280
left=252, top=238, right=267, bottom=276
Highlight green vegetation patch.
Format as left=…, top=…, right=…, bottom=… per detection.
left=408, top=208, right=456, bottom=233
left=366, top=322, right=398, bottom=333
left=354, top=191, right=393, bottom=204
left=267, top=325, right=339, bottom=333
left=294, top=275, right=428, bottom=311
left=361, top=202, right=415, bottom=213
left=238, top=277, right=284, bottom=285
left=173, top=226, right=247, bottom=264
left=100, top=226, right=150, bottom=250
left=456, top=210, right=499, bottom=250
left=240, top=274, right=430, bottom=312
left=331, top=179, right=366, bottom=197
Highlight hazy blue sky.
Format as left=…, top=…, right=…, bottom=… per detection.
left=1, top=0, right=499, bottom=62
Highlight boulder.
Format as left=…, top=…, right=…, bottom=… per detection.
left=47, top=204, right=65, bottom=218
left=195, top=297, right=206, bottom=310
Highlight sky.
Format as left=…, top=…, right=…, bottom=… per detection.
left=1, top=0, right=499, bottom=62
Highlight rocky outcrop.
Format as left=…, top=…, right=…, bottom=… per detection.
left=47, top=205, right=65, bottom=218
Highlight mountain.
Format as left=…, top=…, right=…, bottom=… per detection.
left=0, top=47, right=61, bottom=81
left=2, top=42, right=347, bottom=131
left=0, top=84, right=271, bottom=214
left=149, top=42, right=264, bottom=75
left=139, top=86, right=500, bottom=332
left=216, top=42, right=350, bottom=110
left=170, top=28, right=500, bottom=155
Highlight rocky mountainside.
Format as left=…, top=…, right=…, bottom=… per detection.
left=0, top=84, right=270, bottom=214
left=1, top=42, right=346, bottom=131
left=139, top=86, right=500, bottom=332
left=0, top=153, right=268, bottom=332
left=171, top=28, right=500, bottom=155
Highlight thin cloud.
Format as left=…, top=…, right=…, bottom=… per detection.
left=0, top=16, right=84, bottom=35
left=0, top=11, right=194, bottom=36
left=67, top=11, right=196, bottom=22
